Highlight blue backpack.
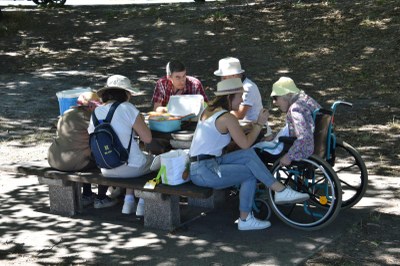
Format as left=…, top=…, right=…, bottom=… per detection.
left=89, top=102, right=133, bottom=169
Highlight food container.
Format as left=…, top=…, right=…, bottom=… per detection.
left=56, top=87, right=91, bottom=115
left=167, top=95, right=204, bottom=117
left=148, top=116, right=181, bottom=133
left=148, top=114, right=195, bottom=133
left=171, top=130, right=194, bottom=141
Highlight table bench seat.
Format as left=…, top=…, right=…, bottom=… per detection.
left=1, top=163, right=225, bottom=231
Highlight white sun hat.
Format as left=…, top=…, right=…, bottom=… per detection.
left=214, top=57, right=245, bottom=76
left=96, top=75, right=139, bottom=97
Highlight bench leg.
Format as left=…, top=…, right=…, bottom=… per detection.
left=187, top=189, right=226, bottom=209
left=39, top=177, right=81, bottom=216
left=135, top=191, right=180, bottom=231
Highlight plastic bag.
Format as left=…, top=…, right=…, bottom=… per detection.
left=253, top=124, right=289, bottom=155
left=150, top=149, right=190, bottom=186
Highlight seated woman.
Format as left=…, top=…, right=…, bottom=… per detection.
left=88, top=75, right=154, bottom=217
left=189, top=78, right=309, bottom=231
left=257, top=77, right=322, bottom=166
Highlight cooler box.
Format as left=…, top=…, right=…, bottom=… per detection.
left=56, top=87, right=91, bottom=115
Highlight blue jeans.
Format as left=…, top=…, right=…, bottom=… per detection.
left=189, top=148, right=276, bottom=213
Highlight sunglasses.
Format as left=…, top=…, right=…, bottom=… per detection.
left=272, top=96, right=278, bottom=101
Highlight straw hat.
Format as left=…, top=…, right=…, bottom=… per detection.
left=214, top=78, right=244, bottom=96
left=214, top=57, right=245, bottom=76
left=271, top=77, right=300, bottom=97
left=96, top=75, right=139, bottom=97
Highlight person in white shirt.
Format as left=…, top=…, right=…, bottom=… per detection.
left=88, top=75, right=154, bottom=217
left=214, top=57, right=263, bottom=122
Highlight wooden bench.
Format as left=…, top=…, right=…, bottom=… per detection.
left=1, top=163, right=225, bottom=231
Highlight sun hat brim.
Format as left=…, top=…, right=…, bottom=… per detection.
left=214, top=69, right=245, bottom=77
left=214, top=78, right=244, bottom=96
left=214, top=88, right=244, bottom=96
left=96, top=86, right=139, bottom=97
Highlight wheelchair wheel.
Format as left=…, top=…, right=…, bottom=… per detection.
left=48, top=0, right=67, bottom=5
left=265, top=155, right=342, bottom=231
left=32, top=0, right=49, bottom=4
left=253, top=198, right=271, bottom=221
left=332, top=139, right=368, bottom=209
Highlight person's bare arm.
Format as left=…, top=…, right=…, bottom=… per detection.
left=133, top=115, right=152, bottom=144
left=230, top=104, right=250, bottom=120
left=217, top=113, right=262, bottom=149
left=225, top=109, right=269, bottom=149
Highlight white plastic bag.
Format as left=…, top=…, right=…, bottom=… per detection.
left=150, top=149, right=190, bottom=186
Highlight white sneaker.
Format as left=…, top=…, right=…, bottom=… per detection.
left=238, top=213, right=271, bottom=231
left=122, top=200, right=136, bottom=214
left=136, top=202, right=144, bottom=216
left=274, top=187, right=310, bottom=205
left=94, top=196, right=118, bottom=209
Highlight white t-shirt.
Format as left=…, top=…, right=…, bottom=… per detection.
left=88, top=101, right=146, bottom=168
left=242, top=77, right=263, bottom=122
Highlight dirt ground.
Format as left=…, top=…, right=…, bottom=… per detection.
left=0, top=0, right=399, bottom=265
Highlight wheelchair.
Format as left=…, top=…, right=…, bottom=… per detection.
left=252, top=101, right=367, bottom=230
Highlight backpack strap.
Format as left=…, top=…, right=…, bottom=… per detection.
left=104, top=101, right=121, bottom=123
left=91, top=112, right=100, bottom=126
left=104, top=101, right=134, bottom=154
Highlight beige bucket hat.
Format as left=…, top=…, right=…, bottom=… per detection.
left=96, top=75, right=139, bottom=97
left=214, top=78, right=244, bottom=96
left=271, top=77, right=300, bottom=97
left=214, top=57, right=245, bottom=76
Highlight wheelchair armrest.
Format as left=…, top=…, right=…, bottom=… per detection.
left=278, top=136, right=297, bottom=145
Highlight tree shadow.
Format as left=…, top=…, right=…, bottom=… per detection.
left=0, top=2, right=398, bottom=168
left=1, top=171, right=398, bottom=265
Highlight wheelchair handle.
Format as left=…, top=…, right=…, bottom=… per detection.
left=331, top=101, right=353, bottom=112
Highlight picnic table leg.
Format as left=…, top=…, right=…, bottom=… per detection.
left=135, top=190, right=180, bottom=230
left=39, top=177, right=81, bottom=216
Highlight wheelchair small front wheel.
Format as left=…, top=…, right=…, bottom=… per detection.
left=266, top=155, right=342, bottom=231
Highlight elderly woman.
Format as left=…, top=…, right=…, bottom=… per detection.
left=48, top=92, right=114, bottom=208
left=189, top=78, right=309, bottom=231
left=268, top=77, right=322, bottom=166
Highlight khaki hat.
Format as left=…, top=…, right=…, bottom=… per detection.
left=214, top=78, right=244, bottom=96
left=214, top=57, right=245, bottom=76
left=271, top=77, right=300, bottom=97
left=76, top=91, right=101, bottom=107
left=96, top=75, right=139, bottom=97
